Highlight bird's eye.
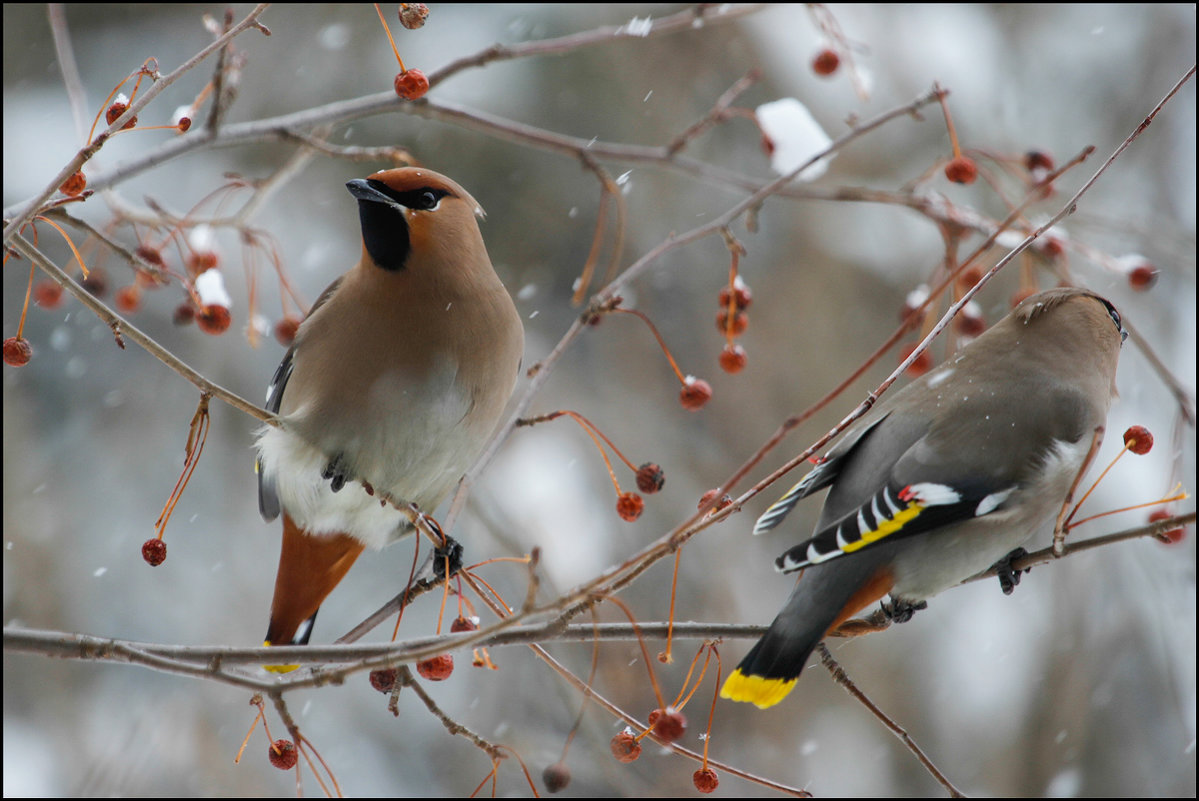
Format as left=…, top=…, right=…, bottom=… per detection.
left=418, top=191, right=438, bottom=210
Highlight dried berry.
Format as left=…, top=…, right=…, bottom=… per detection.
left=369, top=668, right=398, bottom=693
left=394, top=69, right=429, bottom=100
left=268, top=739, right=298, bottom=770
left=4, top=337, right=33, bottom=367
left=141, top=538, right=167, bottom=566
left=450, top=615, right=479, bottom=633
left=944, top=155, right=977, bottom=184
left=105, top=96, right=138, bottom=130
left=542, top=761, right=571, bottom=793
left=609, top=730, right=642, bottom=763
left=1123, top=425, right=1153, bottom=455
left=196, top=304, right=231, bottom=335
left=635, top=463, right=665, bottom=494
left=649, top=707, right=686, bottom=743
left=399, top=2, right=429, bottom=29
left=60, top=171, right=87, bottom=197
left=693, top=768, right=719, bottom=793
left=718, top=283, right=752, bottom=311
left=698, top=489, right=732, bottom=514
left=811, top=48, right=840, bottom=76
left=616, top=492, right=644, bottom=522
left=719, top=343, right=747, bottom=373
left=416, top=653, right=454, bottom=681
left=679, top=377, right=712, bottom=411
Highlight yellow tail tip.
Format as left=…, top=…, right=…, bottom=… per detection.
left=263, top=640, right=299, bottom=673
left=719, top=670, right=796, bottom=709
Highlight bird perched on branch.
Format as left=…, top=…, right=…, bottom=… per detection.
left=721, top=287, right=1125, bottom=708
left=255, top=167, right=524, bottom=653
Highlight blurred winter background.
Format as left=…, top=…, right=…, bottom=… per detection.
left=3, top=4, right=1194, bottom=796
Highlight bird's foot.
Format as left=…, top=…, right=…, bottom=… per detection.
left=432, top=536, right=464, bottom=579
left=993, top=547, right=1030, bottom=596
left=321, top=453, right=350, bottom=492
left=882, top=597, right=927, bottom=624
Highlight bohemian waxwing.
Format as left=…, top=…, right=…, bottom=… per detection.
left=721, top=287, right=1126, bottom=708
left=255, top=167, right=524, bottom=650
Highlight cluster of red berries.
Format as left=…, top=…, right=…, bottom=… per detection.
left=717, top=278, right=751, bottom=374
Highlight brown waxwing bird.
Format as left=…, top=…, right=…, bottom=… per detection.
left=721, top=287, right=1126, bottom=709
left=254, top=167, right=524, bottom=653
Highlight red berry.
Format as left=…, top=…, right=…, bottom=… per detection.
left=416, top=653, right=453, bottom=681
left=115, top=285, right=142, bottom=314
left=719, top=343, right=747, bottom=373
left=1123, top=425, right=1153, bottom=455
left=450, top=615, right=479, bottom=633
left=60, top=171, right=86, bottom=197
left=716, top=308, right=748, bottom=336
left=649, top=707, right=686, bottom=743
left=105, top=99, right=137, bottom=130
left=610, top=730, right=641, bottom=763
left=176, top=116, right=191, bottom=133
left=1024, top=150, right=1055, bottom=172
left=141, top=538, right=167, bottom=566
left=718, top=283, right=752, bottom=311
left=80, top=268, right=108, bottom=297
left=196, top=304, right=231, bottom=335
left=693, top=768, right=719, bottom=793
left=698, top=489, right=732, bottom=514
left=135, top=244, right=166, bottom=270
left=635, top=463, right=665, bottom=494
left=369, top=668, right=398, bottom=693
left=899, top=342, right=932, bottom=376
left=1128, top=263, right=1159, bottom=291
left=542, top=761, right=571, bottom=793
left=944, top=156, right=977, bottom=184
left=680, top=377, right=712, bottom=411
left=1149, top=509, right=1185, bottom=544
left=616, top=492, right=644, bottom=522
left=811, top=48, right=840, bottom=76
left=268, top=739, right=298, bottom=770
left=33, top=280, right=64, bottom=308
left=173, top=303, right=197, bottom=326
left=186, top=250, right=219, bottom=277
left=274, top=316, right=300, bottom=346
left=3, top=337, right=33, bottom=367
left=399, top=2, right=429, bottom=29
left=394, top=69, right=429, bottom=100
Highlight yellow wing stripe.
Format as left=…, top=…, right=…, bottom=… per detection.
left=720, top=669, right=798, bottom=709
left=838, top=501, right=924, bottom=554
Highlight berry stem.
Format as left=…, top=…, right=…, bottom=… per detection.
left=610, top=307, right=688, bottom=385
left=374, top=2, right=406, bottom=72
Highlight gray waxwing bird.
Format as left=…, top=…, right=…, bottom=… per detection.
left=722, top=287, right=1125, bottom=708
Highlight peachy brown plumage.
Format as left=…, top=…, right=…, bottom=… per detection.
left=255, top=167, right=524, bottom=650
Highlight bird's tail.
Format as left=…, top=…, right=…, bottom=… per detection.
left=264, top=515, right=365, bottom=661
left=721, top=558, right=894, bottom=708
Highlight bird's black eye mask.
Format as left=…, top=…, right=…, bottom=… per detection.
left=365, top=180, right=451, bottom=212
